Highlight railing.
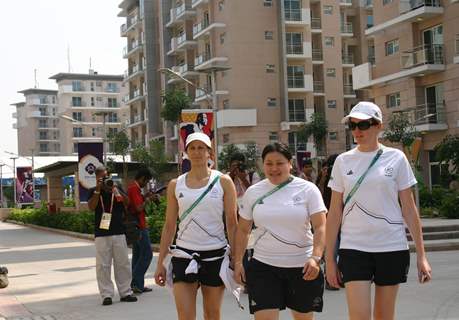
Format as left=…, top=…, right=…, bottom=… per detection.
left=365, top=0, right=373, bottom=7
left=286, top=43, right=303, bottom=55
left=287, top=74, right=305, bottom=88
left=195, top=87, right=211, bottom=98
left=72, top=102, right=87, bottom=107
left=195, top=51, right=211, bottom=66
left=340, top=0, right=353, bottom=5
left=176, top=2, right=192, bottom=17
left=312, top=49, right=323, bottom=61
left=72, top=85, right=85, bottom=92
left=400, top=0, right=441, bottom=13
left=284, top=8, right=302, bottom=21
left=368, top=54, right=375, bottom=64
left=288, top=111, right=306, bottom=122
left=178, top=64, right=194, bottom=73
left=343, top=84, right=355, bottom=95
left=193, top=19, right=210, bottom=36
left=177, top=33, right=187, bottom=45
left=288, top=143, right=307, bottom=152
left=342, top=53, right=354, bottom=64
left=311, top=18, right=321, bottom=29
left=105, top=86, right=119, bottom=93
left=341, top=22, right=353, bottom=34
left=120, top=14, right=139, bottom=34
left=395, top=103, right=446, bottom=125
left=123, top=40, right=143, bottom=56
left=313, top=81, right=324, bottom=93
left=401, top=44, right=444, bottom=69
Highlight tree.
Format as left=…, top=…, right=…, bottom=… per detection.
left=296, top=112, right=328, bottom=155
left=218, top=144, right=242, bottom=171
left=435, top=135, right=459, bottom=175
left=107, top=130, right=130, bottom=187
left=218, top=142, right=259, bottom=172
left=131, top=139, right=170, bottom=183
left=383, top=112, right=419, bottom=148
left=160, top=89, right=192, bottom=123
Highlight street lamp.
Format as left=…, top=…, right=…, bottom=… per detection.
left=5, top=150, right=36, bottom=205
left=158, top=67, right=221, bottom=168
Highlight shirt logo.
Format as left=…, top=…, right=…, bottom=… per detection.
left=384, top=167, right=394, bottom=177
left=293, top=195, right=302, bottom=205
left=346, top=170, right=354, bottom=175
left=210, top=189, right=220, bottom=198
left=178, top=192, right=184, bottom=198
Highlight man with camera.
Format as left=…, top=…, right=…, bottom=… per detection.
left=229, top=153, right=260, bottom=205
left=88, top=166, right=137, bottom=306
left=127, top=168, right=156, bottom=294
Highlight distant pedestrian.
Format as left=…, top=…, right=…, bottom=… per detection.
left=154, top=132, right=238, bottom=320
left=299, top=159, right=317, bottom=182
left=234, top=143, right=327, bottom=320
left=128, top=168, right=155, bottom=294
left=325, top=102, right=432, bottom=319
left=88, top=166, right=137, bottom=306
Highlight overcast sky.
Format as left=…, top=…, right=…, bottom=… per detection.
left=0, top=0, right=125, bottom=175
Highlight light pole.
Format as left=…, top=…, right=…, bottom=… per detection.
left=158, top=67, right=223, bottom=168
left=5, top=151, right=36, bottom=205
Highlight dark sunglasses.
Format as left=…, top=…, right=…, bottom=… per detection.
left=348, top=119, right=378, bottom=131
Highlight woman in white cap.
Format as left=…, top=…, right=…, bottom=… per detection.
left=325, top=101, right=432, bottom=319
left=154, top=132, right=238, bottom=320
left=233, top=142, right=327, bottom=320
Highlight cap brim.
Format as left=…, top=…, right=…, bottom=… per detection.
left=341, top=112, right=373, bottom=124
left=185, top=137, right=212, bottom=149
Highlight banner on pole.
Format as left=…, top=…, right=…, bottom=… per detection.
left=179, top=109, right=214, bottom=173
left=78, top=142, right=103, bottom=202
left=16, top=167, right=34, bottom=204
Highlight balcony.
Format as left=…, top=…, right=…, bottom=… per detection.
left=288, top=110, right=306, bottom=123
left=286, top=42, right=312, bottom=60
left=284, top=8, right=311, bottom=26
left=168, top=64, right=199, bottom=84
left=343, top=84, right=356, bottom=98
left=194, top=52, right=229, bottom=71
left=124, top=64, right=145, bottom=82
left=340, top=0, right=353, bottom=6
left=166, top=3, right=196, bottom=28
left=311, top=18, right=322, bottom=33
left=125, top=89, right=145, bottom=105
left=366, top=0, right=443, bottom=36
left=120, top=14, right=140, bottom=36
left=340, top=22, right=353, bottom=36
left=396, top=103, right=447, bottom=132
left=123, top=40, right=143, bottom=58
left=352, top=45, right=445, bottom=90
left=287, top=74, right=313, bottom=92
left=454, top=34, right=459, bottom=64
left=177, top=32, right=198, bottom=50
left=342, top=53, right=355, bottom=67
left=194, top=87, right=229, bottom=103
left=193, top=19, right=226, bottom=40
left=191, top=0, right=209, bottom=9
left=216, top=109, right=257, bottom=129
left=12, top=112, right=17, bottom=118
left=313, top=81, right=325, bottom=95
left=312, top=49, right=323, bottom=63
left=365, top=0, right=373, bottom=8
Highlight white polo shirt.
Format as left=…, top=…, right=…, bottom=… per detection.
left=240, top=177, right=327, bottom=268
left=328, top=146, right=416, bottom=252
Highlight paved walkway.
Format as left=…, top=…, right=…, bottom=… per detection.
left=1, top=221, right=458, bottom=320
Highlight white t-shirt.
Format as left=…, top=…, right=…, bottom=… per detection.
left=175, top=170, right=227, bottom=251
left=328, top=145, right=416, bottom=252
left=240, top=177, right=327, bottom=268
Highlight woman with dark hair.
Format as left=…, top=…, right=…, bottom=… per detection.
left=326, top=101, right=431, bottom=319
left=234, top=142, right=327, bottom=320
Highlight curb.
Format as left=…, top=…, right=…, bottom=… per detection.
left=5, top=220, right=160, bottom=252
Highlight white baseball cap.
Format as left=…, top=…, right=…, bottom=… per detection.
left=185, top=132, right=212, bottom=149
left=341, top=101, right=383, bottom=124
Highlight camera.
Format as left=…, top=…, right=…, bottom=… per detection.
left=102, top=177, right=114, bottom=188
left=237, top=163, right=247, bottom=172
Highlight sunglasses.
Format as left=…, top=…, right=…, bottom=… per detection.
left=348, top=119, right=378, bottom=131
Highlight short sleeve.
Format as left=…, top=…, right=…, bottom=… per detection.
left=396, top=152, right=417, bottom=191
left=239, top=189, right=254, bottom=221
left=128, top=184, right=144, bottom=215
left=251, top=172, right=261, bottom=184
left=327, top=157, right=344, bottom=193
left=306, top=184, right=327, bottom=216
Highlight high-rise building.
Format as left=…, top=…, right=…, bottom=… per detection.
left=12, top=71, right=127, bottom=157
left=352, top=0, right=459, bottom=187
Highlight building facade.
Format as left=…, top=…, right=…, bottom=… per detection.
left=352, top=0, right=459, bottom=186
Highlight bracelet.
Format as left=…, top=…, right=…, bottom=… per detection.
left=234, top=261, right=243, bottom=265
left=309, top=255, right=322, bottom=263
left=93, top=191, right=100, bottom=195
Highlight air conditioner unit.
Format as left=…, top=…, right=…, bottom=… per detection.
left=280, top=121, right=290, bottom=131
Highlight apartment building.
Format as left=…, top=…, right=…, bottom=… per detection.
left=11, top=89, right=59, bottom=156
left=118, top=0, right=163, bottom=148
left=352, top=0, right=459, bottom=186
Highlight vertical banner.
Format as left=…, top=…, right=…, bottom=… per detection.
left=16, top=167, right=34, bottom=204
left=296, top=151, right=311, bottom=174
left=179, top=109, right=214, bottom=173
left=78, top=142, right=103, bottom=202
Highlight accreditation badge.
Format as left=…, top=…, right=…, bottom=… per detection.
left=99, top=212, right=112, bottom=230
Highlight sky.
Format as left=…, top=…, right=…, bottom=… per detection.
left=0, top=0, right=125, bottom=176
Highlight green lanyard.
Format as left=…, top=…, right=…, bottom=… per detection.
left=251, top=176, right=294, bottom=212
left=344, top=148, right=383, bottom=207
left=179, top=175, right=221, bottom=222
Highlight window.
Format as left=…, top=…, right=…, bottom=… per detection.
left=264, top=0, right=273, bottom=6
left=72, top=112, right=82, bottom=121
left=51, top=96, right=56, bottom=104
left=108, top=113, right=118, bottom=123
left=73, top=143, right=78, bottom=153
left=92, top=128, right=97, bottom=137
left=385, top=39, right=399, bottom=56
left=218, top=0, right=225, bottom=10
left=39, top=119, right=47, bottom=128
left=324, top=37, right=334, bottom=47
left=53, top=119, right=58, bottom=128
left=73, top=127, right=83, bottom=137
left=108, top=128, right=118, bottom=136
left=266, top=64, right=275, bottom=73
left=223, top=133, right=230, bottom=143
left=323, top=5, right=333, bottom=15
left=267, top=98, right=277, bottom=107
left=269, top=131, right=278, bottom=142
left=72, top=81, right=82, bottom=91
left=287, top=65, right=305, bottom=88
left=327, top=100, right=337, bottom=108
left=108, top=98, right=118, bottom=108
left=288, top=99, right=305, bottom=122
left=367, top=15, right=374, bottom=29
left=387, top=92, right=401, bottom=108
left=286, top=32, right=303, bottom=54
left=90, top=82, right=94, bottom=92
left=39, top=131, right=48, bottom=140
left=265, top=31, right=274, bottom=40
left=39, top=107, right=47, bottom=116
left=52, top=108, right=56, bottom=116
left=223, top=99, right=230, bottom=109
left=96, top=81, right=102, bottom=87
left=220, top=32, right=226, bottom=44
left=96, top=97, right=103, bottom=102
left=329, top=132, right=338, bottom=140
left=326, top=68, right=336, bottom=77
left=91, top=97, right=95, bottom=106
left=106, top=83, right=118, bottom=92
left=383, top=0, right=392, bottom=5
left=40, top=143, right=48, bottom=152
left=72, top=97, right=82, bottom=107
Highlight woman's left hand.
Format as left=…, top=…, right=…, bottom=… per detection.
left=417, top=256, right=432, bottom=284
left=303, top=258, right=320, bottom=281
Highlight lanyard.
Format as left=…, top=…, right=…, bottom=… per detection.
left=251, top=176, right=294, bottom=211
left=344, top=148, right=383, bottom=207
left=100, top=192, right=115, bottom=214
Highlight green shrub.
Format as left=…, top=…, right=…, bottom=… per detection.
left=63, top=199, right=76, bottom=207
left=419, top=186, right=451, bottom=209
left=439, top=192, right=459, bottom=219
left=146, top=196, right=167, bottom=243
left=420, top=207, right=439, bottom=218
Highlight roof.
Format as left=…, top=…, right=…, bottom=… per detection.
left=49, top=72, right=124, bottom=82
left=10, top=102, right=26, bottom=107
left=17, top=88, right=58, bottom=95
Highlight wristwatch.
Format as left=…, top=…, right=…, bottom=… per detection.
left=309, top=255, right=322, bottom=263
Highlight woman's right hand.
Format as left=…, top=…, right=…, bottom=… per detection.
left=325, top=259, right=342, bottom=289
left=233, top=262, right=246, bottom=286
left=154, top=264, right=167, bottom=287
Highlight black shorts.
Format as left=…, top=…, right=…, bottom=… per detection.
left=338, top=249, right=410, bottom=286
left=246, top=259, right=324, bottom=314
left=171, top=246, right=225, bottom=287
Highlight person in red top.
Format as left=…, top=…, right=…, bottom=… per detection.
left=128, top=168, right=155, bottom=294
